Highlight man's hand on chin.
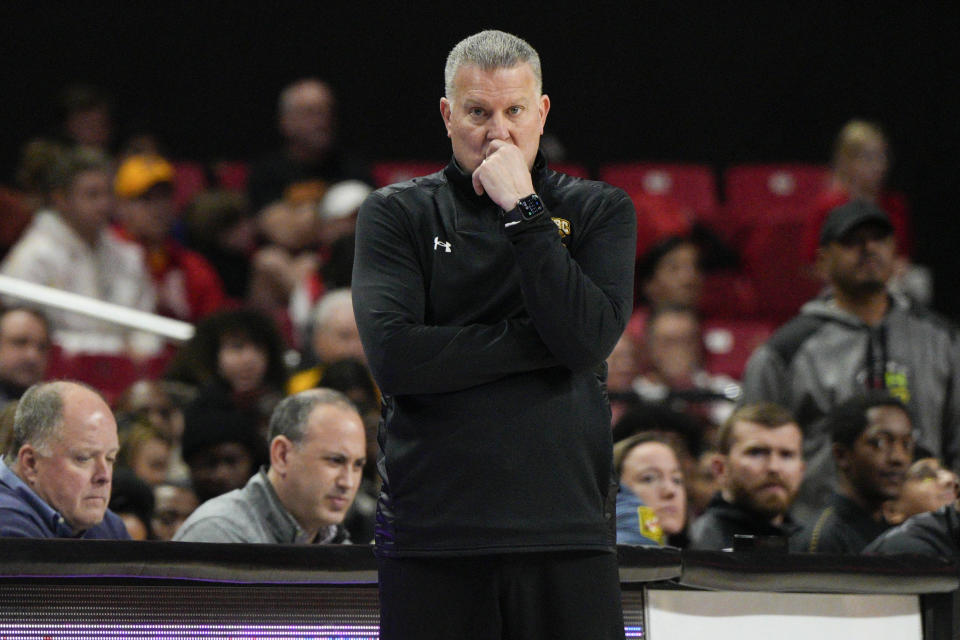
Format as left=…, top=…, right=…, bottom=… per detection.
left=471, top=140, right=536, bottom=210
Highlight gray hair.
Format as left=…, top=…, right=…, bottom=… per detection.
left=444, top=30, right=542, bottom=99
left=312, top=288, right=353, bottom=332
left=6, top=381, right=71, bottom=463
left=268, top=388, right=357, bottom=444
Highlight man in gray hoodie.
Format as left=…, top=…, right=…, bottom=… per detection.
left=741, top=200, right=960, bottom=521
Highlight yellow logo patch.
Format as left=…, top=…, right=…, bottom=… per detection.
left=551, top=217, right=571, bottom=238
left=637, top=505, right=664, bottom=544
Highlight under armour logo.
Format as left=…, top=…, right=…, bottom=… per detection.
left=433, top=236, right=452, bottom=253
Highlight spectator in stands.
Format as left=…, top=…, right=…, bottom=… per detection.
left=864, top=506, right=960, bottom=557
left=150, top=482, right=199, bottom=541
left=247, top=78, right=370, bottom=214
left=286, top=180, right=372, bottom=340
left=803, top=121, right=911, bottom=265
left=0, top=307, right=51, bottom=411
left=183, top=189, right=256, bottom=300
left=606, top=332, right=642, bottom=426
left=180, top=408, right=266, bottom=504
left=882, top=458, right=959, bottom=527
left=0, top=381, right=129, bottom=538
left=114, top=154, right=227, bottom=323
left=0, top=403, right=17, bottom=462
left=288, top=289, right=366, bottom=393
left=688, top=403, right=804, bottom=550
left=741, top=201, right=960, bottom=522
left=865, top=462, right=960, bottom=556
left=687, top=449, right=723, bottom=517
left=249, top=184, right=322, bottom=314
left=167, top=308, right=287, bottom=443
left=633, top=305, right=740, bottom=436
left=2, top=140, right=70, bottom=262
left=57, top=84, right=114, bottom=153
left=614, top=432, right=688, bottom=546
left=802, top=120, right=929, bottom=305
left=174, top=388, right=365, bottom=544
left=1, top=148, right=155, bottom=353
left=637, top=235, right=702, bottom=313
left=118, top=418, right=172, bottom=487
left=109, top=466, right=154, bottom=540
left=114, top=380, right=187, bottom=482
left=793, top=392, right=914, bottom=553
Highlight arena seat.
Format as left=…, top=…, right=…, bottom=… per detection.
left=371, top=161, right=446, bottom=187
left=723, top=163, right=830, bottom=226
left=702, top=317, right=776, bottom=379
left=598, top=163, right=719, bottom=223
left=172, top=161, right=209, bottom=212
left=213, top=161, right=250, bottom=193
left=740, top=214, right=824, bottom=325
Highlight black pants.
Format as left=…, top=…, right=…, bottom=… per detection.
left=378, top=551, right=626, bottom=640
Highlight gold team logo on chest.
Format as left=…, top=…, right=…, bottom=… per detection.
left=551, top=217, right=571, bottom=239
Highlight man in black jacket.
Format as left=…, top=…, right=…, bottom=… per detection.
left=352, top=29, right=635, bottom=640
left=689, top=403, right=805, bottom=550
left=793, top=392, right=914, bottom=553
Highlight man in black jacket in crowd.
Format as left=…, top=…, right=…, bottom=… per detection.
left=352, top=29, right=636, bottom=640
left=793, top=392, right=914, bottom=553
left=689, top=403, right=805, bottom=550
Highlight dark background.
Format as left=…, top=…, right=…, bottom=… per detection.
left=3, top=2, right=959, bottom=317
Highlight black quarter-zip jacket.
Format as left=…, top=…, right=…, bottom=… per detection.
left=352, top=153, right=636, bottom=557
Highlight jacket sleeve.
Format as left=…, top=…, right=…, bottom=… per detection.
left=352, top=192, right=558, bottom=396
left=504, top=187, right=636, bottom=372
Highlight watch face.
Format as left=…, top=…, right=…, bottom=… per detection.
left=519, top=194, right=544, bottom=219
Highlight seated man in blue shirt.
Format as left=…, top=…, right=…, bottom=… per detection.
left=0, top=380, right=128, bottom=538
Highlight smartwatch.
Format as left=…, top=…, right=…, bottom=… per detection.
left=502, top=193, right=545, bottom=227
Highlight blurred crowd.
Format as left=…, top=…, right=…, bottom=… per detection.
left=0, top=79, right=957, bottom=558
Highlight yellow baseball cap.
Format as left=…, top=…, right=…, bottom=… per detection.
left=115, top=155, right=175, bottom=199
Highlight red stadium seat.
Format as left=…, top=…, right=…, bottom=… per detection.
left=371, top=161, right=446, bottom=187
left=598, top=163, right=719, bottom=223
left=740, top=214, right=824, bottom=325
left=702, top=318, right=776, bottom=379
left=172, top=162, right=209, bottom=212
left=214, top=161, right=250, bottom=193
left=723, top=163, right=830, bottom=227
left=50, top=353, right=140, bottom=404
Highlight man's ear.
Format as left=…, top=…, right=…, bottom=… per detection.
left=538, top=93, right=550, bottom=135
left=711, top=453, right=727, bottom=485
left=16, top=444, right=40, bottom=484
left=269, top=436, right=292, bottom=476
left=439, top=97, right=453, bottom=138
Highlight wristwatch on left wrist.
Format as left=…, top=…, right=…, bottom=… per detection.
left=502, top=193, right=544, bottom=227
